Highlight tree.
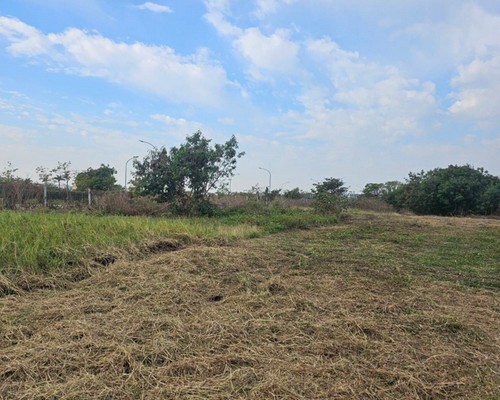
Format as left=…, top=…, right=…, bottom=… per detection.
left=133, top=131, right=244, bottom=215
left=312, top=178, right=348, bottom=215
left=36, top=166, right=52, bottom=184
left=74, top=164, right=118, bottom=191
left=0, top=162, right=34, bottom=209
left=385, top=165, right=500, bottom=216
left=362, top=183, right=385, bottom=198
left=362, top=181, right=403, bottom=200
left=51, top=161, right=72, bottom=191
left=313, top=178, right=348, bottom=196
left=0, top=162, right=19, bottom=182
left=284, top=187, right=303, bottom=199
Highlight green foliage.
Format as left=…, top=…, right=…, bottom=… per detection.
left=362, top=183, right=385, bottom=197
left=312, top=177, right=348, bottom=196
left=312, top=191, right=348, bottom=215
left=74, top=164, right=118, bottom=191
left=219, top=206, right=338, bottom=233
left=386, top=165, right=500, bottom=215
left=362, top=181, right=402, bottom=198
left=264, top=188, right=281, bottom=202
left=51, top=161, right=72, bottom=192
left=133, top=131, right=244, bottom=215
left=0, top=207, right=339, bottom=278
left=284, top=187, right=303, bottom=199
left=312, top=178, right=348, bottom=215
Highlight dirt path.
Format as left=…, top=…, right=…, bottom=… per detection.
left=1, top=214, right=499, bottom=399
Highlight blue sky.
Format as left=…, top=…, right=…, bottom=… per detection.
left=1, top=0, right=499, bottom=192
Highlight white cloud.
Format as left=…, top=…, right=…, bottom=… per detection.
left=150, top=114, right=205, bottom=138
left=203, top=0, right=242, bottom=37
left=401, top=4, right=500, bottom=123
left=204, top=2, right=300, bottom=80
left=137, top=2, right=173, bottom=14
left=0, top=17, right=234, bottom=107
left=252, top=0, right=298, bottom=19
left=0, top=16, right=51, bottom=56
left=234, top=27, right=299, bottom=79
left=302, top=37, right=437, bottom=141
left=449, top=56, right=500, bottom=121
left=151, top=113, right=187, bottom=126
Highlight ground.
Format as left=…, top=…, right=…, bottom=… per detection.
left=1, top=212, right=499, bottom=399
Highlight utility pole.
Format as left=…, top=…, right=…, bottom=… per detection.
left=259, top=167, right=272, bottom=192
left=124, top=156, right=138, bottom=190
left=139, top=140, right=158, bottom=150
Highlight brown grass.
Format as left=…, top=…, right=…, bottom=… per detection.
left=1, top=213, right=499, bottom=399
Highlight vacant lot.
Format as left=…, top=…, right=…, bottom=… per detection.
left=1, top=212, right=499, bottom=399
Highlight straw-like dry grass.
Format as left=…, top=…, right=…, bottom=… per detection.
left=1, top=212, right=499, bottom=399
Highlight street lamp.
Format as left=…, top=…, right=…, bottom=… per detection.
left=229, top=173, right=240, bottom=194
left=259, top=167, right=272, bottom=192
left=139, top=139, right=158, bottom=150
left=124, top=156, right=138, bottom=191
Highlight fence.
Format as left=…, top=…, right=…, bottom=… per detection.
left=0, top=181, right=113, bottom=210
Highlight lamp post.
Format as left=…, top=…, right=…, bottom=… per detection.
left=124, top=156, right=138, bottom=191
left=259, top=167, right=272, bottom=192
left=139, top=139, right=158, bottom=150
left=229, top=173, right=240, bottom=194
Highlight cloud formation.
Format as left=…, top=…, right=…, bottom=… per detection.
left=0, top=1, right=499, bottom=190
left=0, top=16, right=232, bottom=107
left=137, top=2, right=172, bottom=14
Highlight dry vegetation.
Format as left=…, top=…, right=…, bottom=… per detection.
left=1, top=212, right=499, bottom=399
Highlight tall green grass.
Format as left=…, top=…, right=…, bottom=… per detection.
left=0, top=211, right=256, bottom=275
left=0, top=208, right=337, bottom=276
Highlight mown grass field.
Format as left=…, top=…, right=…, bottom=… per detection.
left=0, top=210, right=499, bottom=399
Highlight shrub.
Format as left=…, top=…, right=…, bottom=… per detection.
left=311, top=178, right=348, bottom=216
left=386, top=165, right=500, bottom=216
left=312, top=192, right=348, bottom=215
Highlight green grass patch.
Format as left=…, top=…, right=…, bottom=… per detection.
left=272, top=212, right=500, bottom=290
left=0, top=208, right=338, bottom=279
left=218, top=206, right=338, bottom=233
left=0, top=211, right=252, bottom=276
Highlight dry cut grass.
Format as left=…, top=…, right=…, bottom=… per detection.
left=1, top=212, right=499, bottom=399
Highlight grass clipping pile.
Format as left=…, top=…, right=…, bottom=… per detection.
left=1, top=214, right=500, bottom=399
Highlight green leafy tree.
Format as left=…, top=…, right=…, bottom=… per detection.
left=386, top=165, right=500, bottom=215
left=133, top=131, right=244, bottom=215
left=284, top=187, right=303, bottom=199
left=313, top=178, right=348, bottom=197
left=312, top=178, right=348, bottom=215
left=362, top=183, right=385, bottom=197
left=74, top=164, right=118, bottom=191
left=362, top=181, right=403, bottom=210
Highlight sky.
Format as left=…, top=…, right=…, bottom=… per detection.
left=0, top=0, right=499, bottom=193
